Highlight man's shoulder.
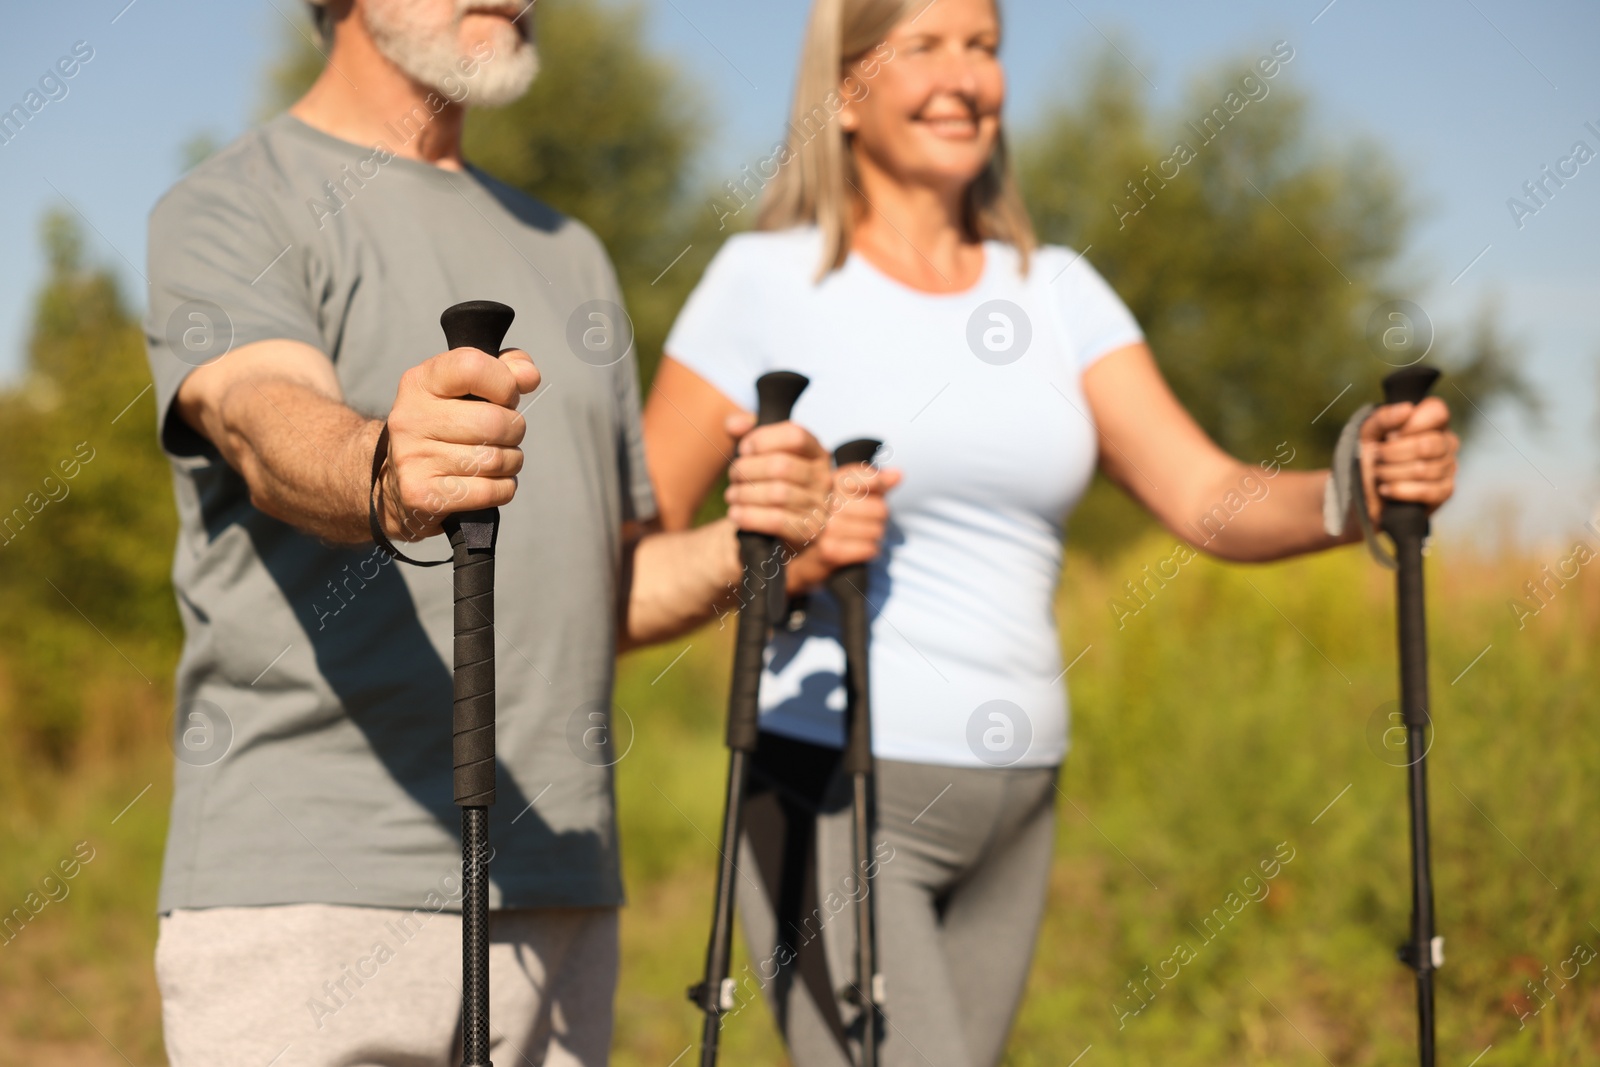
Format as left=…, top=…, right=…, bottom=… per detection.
left=150, top=118, right=300, bottom=231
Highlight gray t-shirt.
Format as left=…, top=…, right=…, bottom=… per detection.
left=143, top=114, right=655, bottom=913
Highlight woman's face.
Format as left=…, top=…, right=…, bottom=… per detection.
left=840, top=0, right=1005, bottom=195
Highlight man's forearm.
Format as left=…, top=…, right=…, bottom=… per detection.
left=212, top=376, right=381, bottom=544
left=619, top=517, right=743, bottom=651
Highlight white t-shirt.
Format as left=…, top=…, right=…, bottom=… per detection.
left=665, top=228, right=1143, bottom=768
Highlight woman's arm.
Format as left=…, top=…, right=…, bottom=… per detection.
left=641, top=356, right=743, bottom=532
left=642, top=356, right=898, bottom=591
left=1082, top=343, right=1458, bottom=563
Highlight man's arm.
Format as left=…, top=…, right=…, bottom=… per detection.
left=176, top=340, right=380, bottom=542
left=175, top=338, right=539, bottom=543
left=617, top=417, right=837, bottom=651
left=616, top=517, right=741, bottom=652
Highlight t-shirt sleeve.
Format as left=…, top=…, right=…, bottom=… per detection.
left=661, top=237, right=768, bottom=413
left=1045, top=248, right=1145, bottom=372
left=593, top=256, right=657, bottom=524
left=144, top=167, right=322, bottom=463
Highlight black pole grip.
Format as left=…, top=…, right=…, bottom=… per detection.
left=439, top=300, right=515, bottom=808
left=1378, top=365, right=1439, bottom=731
left=754, top=371, right=809, bottom=429
left=828, top=439, right=881, bottom=777
left=442, top=300, right=517, bottom=364
left=725, top=372, right=810, bottom=753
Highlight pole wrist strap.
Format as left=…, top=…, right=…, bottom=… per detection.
left=1322, top=402, right=1396, bottom=570
left=369, top=421, right=451, bottom=568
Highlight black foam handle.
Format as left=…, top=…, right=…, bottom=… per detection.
left=754, top=372, right=811, bottom=644
left=1378, top=366, right=1441, bottom=547
left=1382, top=365, right=1441, bottom=407
left=725, top=372, right=810, bottom=754
left=440, top=301, right=515, bottom=809
left=449, top=529, right=497, bottom=806
left=1379, top=366, right=1439, bottom=733
left=833, top=438, right=881, bottom=469
left=442, top=300, right=516, bottom=361
left=829, top=439, right=881, bottom=777
left=755, top=371, right=809, bottom=430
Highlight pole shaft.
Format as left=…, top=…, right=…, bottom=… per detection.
left=461, top=805, right=492, bottom=1067
left=693, top=535, right=775, bottom=1063
left=696, top=749, right=749, bottom=1066
left=450, top=522, right=497, bottom=1067
left=852, top=772, right=879, bottom=1065
left=831, top=553, right=880, bottom=1066
left=692, top=372, right=808, bottom=1066
left=1394, top=528, right=1436, bottom=1067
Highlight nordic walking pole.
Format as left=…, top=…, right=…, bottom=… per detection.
left=827, top=438, right=885, bottom=1066
left=1380, top=364, right=1443, bottom=1067
left=690, top=370, right=810, bottom=1067
left=440, top=299, right=517, bottom=1067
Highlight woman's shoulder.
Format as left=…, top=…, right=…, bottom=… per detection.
left=1023, top=243, right=1103, bottom=285
left=1019, top=243, right=1130, bottom=309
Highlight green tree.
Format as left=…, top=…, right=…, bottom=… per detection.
left=1019, top=53, right=1530, bottom=554
left=0, top=212, right=178, bottom=760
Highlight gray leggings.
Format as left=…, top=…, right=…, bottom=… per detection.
left=737, top=733, right=1059, bottom=1067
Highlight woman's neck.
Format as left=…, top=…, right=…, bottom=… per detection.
left=849, top=153, right=985, bottom=294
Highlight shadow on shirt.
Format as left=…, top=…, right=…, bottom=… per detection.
left=223, top=497, right=607, bottom=906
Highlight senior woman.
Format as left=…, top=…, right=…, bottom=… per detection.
left=642, top=1, right=1460, bottom=1064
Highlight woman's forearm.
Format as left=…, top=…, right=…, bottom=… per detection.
left=1176, top=465, right=1358, bottom=563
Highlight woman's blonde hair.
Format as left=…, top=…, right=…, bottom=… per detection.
left=757, top=0, right=1037, bottom=277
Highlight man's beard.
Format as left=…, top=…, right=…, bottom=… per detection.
left=363, top=0, right=540, bottom=108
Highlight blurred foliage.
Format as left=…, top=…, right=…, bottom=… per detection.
left=1020, top=52, right=1531, bottom=554
left=5, top=543, right=1596, bottom=1063
left=0, top=8, right=1565, bottom=1063
left=259, top=11, right=1534, bottom=560
left=0, top=211, right=177, bottom=764
left=259, top=8, right=329, bottom=122
left=1022, top=50, right=1529, bottom=456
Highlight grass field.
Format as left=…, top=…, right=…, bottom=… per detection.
left=2, top=535, right=1595, bottom=1065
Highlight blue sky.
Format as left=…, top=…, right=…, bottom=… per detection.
left=1, top=0, right=1596, bottom=545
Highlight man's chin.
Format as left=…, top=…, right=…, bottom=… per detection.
left=457, top=44, right=539, bottom=109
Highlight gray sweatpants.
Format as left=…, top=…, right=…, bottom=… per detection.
left=156, top=903, right=617, bottom=1067
left=736, top=734, right=1059, bottom=1067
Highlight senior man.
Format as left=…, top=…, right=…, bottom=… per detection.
left=143, top=2, right=864, bottom=1064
